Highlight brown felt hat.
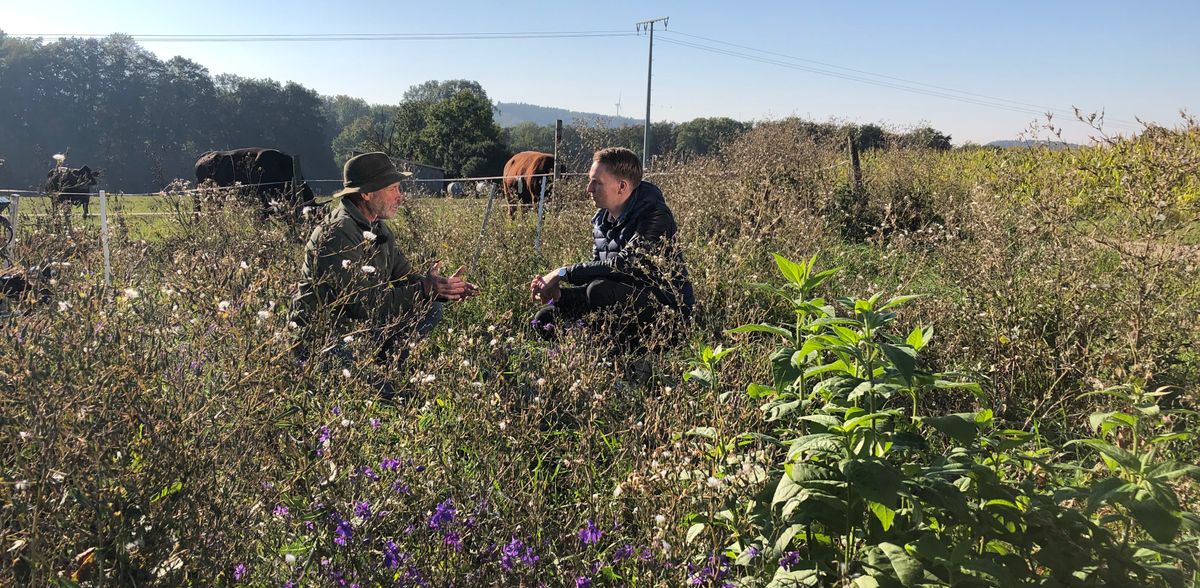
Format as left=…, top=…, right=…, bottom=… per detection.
left=332, top=152, right=412, bottom=198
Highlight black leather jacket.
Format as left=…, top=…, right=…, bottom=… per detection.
left=563, top=181, right=695, bottom=313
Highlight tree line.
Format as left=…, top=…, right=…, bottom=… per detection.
left=0, top=32, right=952, bottom=194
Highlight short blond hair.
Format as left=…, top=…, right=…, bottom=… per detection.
left=593, top=147, right=642, bottom=185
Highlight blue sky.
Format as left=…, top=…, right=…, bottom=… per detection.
left=3, top=0, right=1196, bottom=144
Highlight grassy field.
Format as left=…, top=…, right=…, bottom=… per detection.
left=2, top=120, right=1198, bottom=586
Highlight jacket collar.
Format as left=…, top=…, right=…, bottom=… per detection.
left=597, top=180, right=663, bottom=226
left=333, top=199, right=393, bottom=243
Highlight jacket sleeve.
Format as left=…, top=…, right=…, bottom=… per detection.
left=564, top=205, right=676, bottom=284
left=311, top=224, right=373, bottom=320
left=383, top=248, right=429, bottom=319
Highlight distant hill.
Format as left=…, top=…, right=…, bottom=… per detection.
left=495, top=102, right=641, bottom=128
left=986, top=139, right=1079, bottom=150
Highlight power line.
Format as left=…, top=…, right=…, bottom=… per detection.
left=10, top=31, right=638, bottom=43
left=659, top=30, right=1141, bottom=131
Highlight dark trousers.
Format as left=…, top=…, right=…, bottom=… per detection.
left=531, top=279, right=683, bottom=354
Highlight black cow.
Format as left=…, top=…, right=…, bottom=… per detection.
left=194, top=148, right=316, bottom=216
left=44, top=165, right=100, bottom=218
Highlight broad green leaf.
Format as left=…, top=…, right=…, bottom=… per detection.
left=727, top=323, right=792, bottom=340
left=919, top=413, right=979, bottom=445
left=879, top=294, right=923, bottom=311
left=867, top=500, right=896, bottom=531
left=684, top=367, right=712, bottom=387
left=1085, top=477, right=1136, bottom=513
left=685, top=522, right=707, bottom=544
left=1068, top=439, right=1142, bottom=473
left=771, top=347, right=802, bottom=391
left=878, top=542, right=924, bottom=586
left=1148, top=432, right=1194, bottom=445
left=880, top=343, right=916, bottom=384
left=805, top=359, right=852, bottom=378
left=1128, top=498, right=1181, bottom=543
left=773, top=523, right=803, bottom=555
left=842, top=458, right=902, bottom=508
left=905, top=325, right=931, bottom=350
left=773, top=253, right=806, bottom=286
left=682, top=427, right=717, bottom=439
left=747, top=383, right=776, bottom=399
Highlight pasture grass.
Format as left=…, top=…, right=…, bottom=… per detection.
left=2, top=120, right=1198, bottom=585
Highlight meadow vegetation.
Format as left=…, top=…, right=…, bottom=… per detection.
left=2, top=117, right=1198, bottom=586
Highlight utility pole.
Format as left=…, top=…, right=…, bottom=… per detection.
left=636, top=17, right=668, bottom=169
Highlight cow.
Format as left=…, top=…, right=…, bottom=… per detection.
left=446, top=181, right=464, bottom=198
left=501, top=151, right=557, bottom=216
left=44, top=165, right=100, bottom=218
left=194, top=148, right=316, bottom=217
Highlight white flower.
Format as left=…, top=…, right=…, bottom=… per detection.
left=362, top=230, right=377, bottom=242
left=421, top=374, right=436, bottom=384
left=257, top=310, right=271, bottom=321
left=707, top=476, right=722, bottom=489
left=284, top=553, right=297, bottom=564
left=498, top=421, right=507, bottom=431
left=361, top=265, right=376, bottom=274
left=217, top=300, right=231, bottom=312
left=460, top=359, right=470, bottom=367
left=341, top=259, right=351, bottom=269
left=341, top=418, right=351, bottom=428
left=57, top=301, right=71, bottom=312
left=487, top=325, right=495, bottom=333
left=239, top=261, right=249, bottom=270
left=122, top=288, right=140, bottom=299
left=52, top=153, right=65, bottom=163
left=342, top=368, right=352, bottom=379
left=343, top=335, right=355, bottom=343
left=535, top=378, right=546, bottom=387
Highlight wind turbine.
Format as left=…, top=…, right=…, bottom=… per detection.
left=615, top=91, right=622, bottom=119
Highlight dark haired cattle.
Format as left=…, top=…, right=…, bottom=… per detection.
left=44, top=165, right=100, bottom=218
left=501, top=151, right=556, bottom=215
left=194, top=148, right=316, bottom=216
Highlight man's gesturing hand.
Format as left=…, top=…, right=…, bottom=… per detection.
left=424, top=261, right=479, bottom=301
left=529, top=269, right=562, bottom=304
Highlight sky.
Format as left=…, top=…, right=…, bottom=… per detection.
left=2, top=0, right=1197, bottom=145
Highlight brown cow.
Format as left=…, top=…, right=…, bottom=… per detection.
left=501, top=151, right=556, bottom=215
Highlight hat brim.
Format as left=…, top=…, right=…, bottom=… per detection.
left=331, top=170, right=413, bottom=199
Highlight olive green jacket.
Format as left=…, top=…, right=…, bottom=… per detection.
left=290, top=200, right=428, bottom=334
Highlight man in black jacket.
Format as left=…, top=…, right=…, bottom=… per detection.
left=529, top=147, right=694, bottom=352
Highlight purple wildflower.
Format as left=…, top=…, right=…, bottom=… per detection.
left=317, top=425, right=332, bottom=444
left=273, top=504, right=289, bottom=518
left=370, top=417, right=380, bottom=429
left=233, top=563, right=246, bottom=581
left=779, top=550, right=801, bottom=570
left=361, top=466, right=379, bottom=481
left=283, top=582, right=296, bottom=588
left=428, top=499, right=455, bottom=529
left=443, top=531, right=463, bottom=551
left=575, top=577, right=592, bottom=588
left=382, top=540, right=410, bottom=570
left=354, top=500, right=372, bottom=519
left=577, top=519, right=602, bottom=546
left=500, top=537, right=540, bottom=571
left=381, top=457, right=401, bottom=471
left=332, top=406, right=341, bottom=416
left=612, top=544, right=634, bottom=562
left=745, top=546, right=760, bottom=559
left=333, top=516, right=353, bottom=546
left=393, top=481, right=411, bottom=495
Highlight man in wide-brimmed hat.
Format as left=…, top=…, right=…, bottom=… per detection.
left=291, top=152, right=477, bottom=384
